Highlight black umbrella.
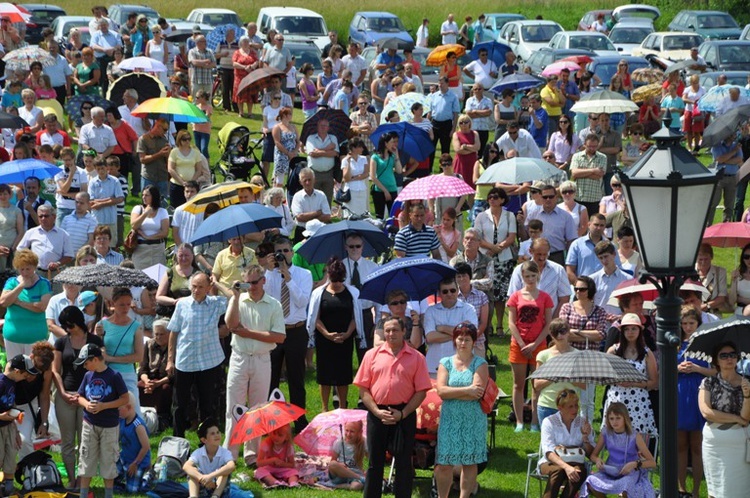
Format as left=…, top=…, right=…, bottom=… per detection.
left=165, top=30, right=193, bottom=43
left=376, top=37, right=413, bottom=51
left=0, top=111, right=28, bottom=129
left=701, top=104, right=750, bottom=148
left=664, top=58, right=705, bottom=75
left=685, top=316, right=750, bottom=363
left=54, top=264, right=158, bottom=288
left=106, top=73, right=167, bottom=107
left=300, top=108, right=352, bottom=145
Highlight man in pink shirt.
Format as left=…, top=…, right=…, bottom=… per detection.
left=354, top=317, right=431, bottom=498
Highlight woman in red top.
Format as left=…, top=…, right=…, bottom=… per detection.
left=507, top=260, right=554, bottom=432
left=105, top=106, right=138, bottom=182
left=232, top=36, right=260, bottom=118
left=662, top=71, right=684, bottom=98
left=638, top=94, right=661, bottom=137
left=451, top=114, right=480, bottom=190
left=439, top=51, right=463, bottom=101
left=615, top=59, right=633, bottom=95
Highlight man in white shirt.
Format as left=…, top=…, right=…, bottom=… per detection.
left=304, top=120, right=339, bottom=204
left=290, top=168, right=331, bottom=243
left=341, top=43, right=368, bottom=88
left=171, top=181, right=204, bottom=245
left=463, top=48, right=498, bottom=89
left=496, top=121, right=542, bottom=158
left=416, top=18, right=429, bottom=48
left=440, top=14, right=459, bottom=45
left=79, top=107, right=116, bottom=158
left=343, top=233, right=379, bottom=357
left=403, top=63, right=423, bottom=93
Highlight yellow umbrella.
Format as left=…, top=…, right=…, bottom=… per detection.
left=631, top=83, right=663, bottom=104
left=182, top=180, right=264, bottom=214
left=425, top=44, right=466, bottom=67
left=37, top=99, right=64, bottom=125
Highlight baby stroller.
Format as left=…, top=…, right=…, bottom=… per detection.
left=213, top=122, right=268, bottom=184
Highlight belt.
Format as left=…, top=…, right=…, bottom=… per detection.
left=37, top=267, right=58, bottom=272
left=138, top=239, right=165, bottom=245
left=285, top=321, right=305, bottom=329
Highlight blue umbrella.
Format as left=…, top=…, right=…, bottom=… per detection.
left=370, top=122, right=434, bottom=162
left=698, top=85, right=750, bottom=113
left=206, top=24, right=244, bottom=52
left=469, top=41, right=512, bottom=67
left=0, top=159, right=60, bottom=184
left=296, top=220, right=393, bottom=264
left=189, top=203, right=282, bottom=245
left=359, top=256, right=457, bottom=304
left=489, top=74, right=545, bottom=96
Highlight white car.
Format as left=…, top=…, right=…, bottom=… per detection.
left=608, top=19, right=654, bottom=55
left=186, top=9, right=242, bottom=28
left=257, top=7, right=329, bottom=51
left=548, top=31, right=620, bottom=56
left=498, top=20, right=563, bottom=63
left=631, top=31, right=705, bottom=61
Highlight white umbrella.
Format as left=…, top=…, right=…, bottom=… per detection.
left=142, top=263, right=169, bottom=284
left=117, top=56, right=168, bottom=73
left=476, top=157, right=563, bottom=185
left=570, top=89, right=639, bottom=114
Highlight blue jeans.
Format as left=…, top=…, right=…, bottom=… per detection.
left=470, top=199, right=488, bottom=225
left=141, top=179, right=169, bottom=207
left=194, top=131, right=210, bottom=163
left=537, top=405, right=558, bottom=426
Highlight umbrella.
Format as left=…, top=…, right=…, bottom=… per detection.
left=295, top=220, right=393, bottom=264
left=0, top=111, right=28, bottom=129
left=416, top=380, right=441, bottom=433
left=570, top=89, right=639, bottom=114
left=293, top=409, right=368, bottom=456
left=37, top=99, right=64, bottom=125
left=107, top=73, right=167, bottom=107
left=236, top=67, right=286, bottom=99
left=0, top=3, right=30, bottom=23
left=476, top=157, right=563, bottom=185
left=561, top=55, right=593, bottom=65
left=631, top=67, right=664, bottom=84
left=300, top=108, right=351, bottom=144
left=541, top=60, right=580, bottom=77
left=701, top=104, right=750, bottom=148
left=205, top=24, right=244, bottom=52
left=54, top=264, right=157, bottom=288
left=130, top=97, right=208, bottom=123
left=359, top=256, right=457, bottom=304
left=664, top=58, right=705, bottom=75
left=702, top=222, right=750, bottom=248
left=698, top=85, right=750, bottom=113
left=380, top=92, right=432, bottom=124
left=2, top=47, right=54, bottom=71
left=489, top=74, right=544, bottom=95
left=229, top=401, right=305, bottom=446
left=189, top=203, right=282, bottom=245
left=0, top=159, right=60, bottom=184
left=165, top=30, right=193, bottom=43
left=181, top=180, right=263, bottom=214
left=370, top=122, right=434, bottom=162
left=631, top=83, right=662, bottom=104
left=528, top=350, right=648, bottom=384
left=142, top=263, right=169, bottom=284
left=469, top=41, right=511, bottom=67
left=395, top=174, right=475, bottom=203
left=376, top=37, right=413, bottom=50
left=608, top=278, right=659, bottom=301
left=64, top=94, right=113, bottom=119
left=425, top=44, right=466, bottom=67
left=116, top=56, right=168, bottom=73
left=685, top=317, right=750, bottom=363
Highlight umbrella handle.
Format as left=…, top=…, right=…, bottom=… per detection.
left=339, top=424, right=345, bottom=464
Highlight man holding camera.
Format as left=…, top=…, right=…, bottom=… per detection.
left=264, top=236, right=313, bottom=433
left=212, top=236, right=257, bottom=288
left=224, top=264, right=285, bottom=463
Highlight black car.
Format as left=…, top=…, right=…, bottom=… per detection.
left=21, top=3, right=66, bottom=44
left=524, top=48, right=596, bottom=77
left=698, top=40, right=750, bottom=71
left=586, top=55, right=652, bottom=88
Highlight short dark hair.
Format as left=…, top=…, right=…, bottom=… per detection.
left=575, top=275, right=596, bottom=300
left=439, top=276, right=456, bottom=289
left=454, top=262, right=472, bottom=278
left=594, top=240, right=616, bottom=256
left=528, top=219, right=543, bottom=231
left=617, top=226, right=635, bottom=240
left=197, top=417, right=219, bottom=439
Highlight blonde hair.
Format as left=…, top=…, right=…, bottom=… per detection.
left=604, top=402, right=633, bottom=435
left=343, top=420, right=366, bottom=469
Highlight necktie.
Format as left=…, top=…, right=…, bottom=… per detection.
left=351, top=261, right=361, bottom=290
left=281, top=279, right=290, bottom=316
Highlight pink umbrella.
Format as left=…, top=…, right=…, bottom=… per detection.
left=702, top=222, right=750, bottom=248
left=293, top=409, right=367, bottom=456
left=541, top=60, right=581, bottom=77
left=609, top=279, right=659, bottom=301
left=395, top=174, right=475, bottom=203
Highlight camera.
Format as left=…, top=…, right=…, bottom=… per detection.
left=233, top=282, right=251, bottom=290
left=273, top=250, right=287, bottom=268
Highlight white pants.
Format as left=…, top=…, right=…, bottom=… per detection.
left=4, top=340, right=34, bottom=359
left=343, top=189, right=369, bottom=218
left=223, top=350, right=272, bottom=462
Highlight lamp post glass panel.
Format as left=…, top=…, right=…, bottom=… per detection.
left=618, top=126, right=717, bottom=498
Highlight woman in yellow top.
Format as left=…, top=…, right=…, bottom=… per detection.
left=167, top=129, right=203, bottom=208
left=540, top=75, right=565, bottom=137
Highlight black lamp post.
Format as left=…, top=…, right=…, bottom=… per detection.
left=618, top=126, right=718, bottom=498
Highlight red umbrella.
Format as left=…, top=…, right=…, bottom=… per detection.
left=702, top=222, right=750, bottom=248
left=236, top=67, right=286, bottom=99
left=229, top=401, right=305, bottom=446
left=416, top=380, right=441, bottom=433
left=561, top=55, right=593, bottom=65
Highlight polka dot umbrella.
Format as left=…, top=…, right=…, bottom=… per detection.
left=229, top=401, right=306, bottom=446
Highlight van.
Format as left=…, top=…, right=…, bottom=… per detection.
left=257, top=7, right=328, bottom=51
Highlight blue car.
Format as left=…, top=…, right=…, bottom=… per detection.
left=348, top=11, right=413, bottom=48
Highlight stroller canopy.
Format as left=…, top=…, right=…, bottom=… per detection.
left=217, top=122, right=251, bottom=156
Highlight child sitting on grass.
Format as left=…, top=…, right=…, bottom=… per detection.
left=254, top=424, right=299, bottom=488
left=183, top=417, right=235, bottom=498
left=327, top=420, right=366, bottom=490
left=116, top=392, right=151, bottom=493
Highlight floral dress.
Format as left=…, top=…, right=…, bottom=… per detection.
left=602, top=350, right=657, bottom=436
left=273, top=128, right=297, bottom=178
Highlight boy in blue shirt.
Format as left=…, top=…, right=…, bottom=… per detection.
left=76, top=344, right=129, bottom=498
left=116, top=392, right=150, bottom=493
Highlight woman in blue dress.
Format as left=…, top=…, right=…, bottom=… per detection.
left=434, top=322, right=488, bottom=498
left=677, top=306, right=714, bottom=498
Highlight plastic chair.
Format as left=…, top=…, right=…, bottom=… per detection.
left=524, top=442, right=548, bottom=498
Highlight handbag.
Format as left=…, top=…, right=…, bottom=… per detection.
left=123, top=229, right=138, bottom=253
left=480, top=377, right=499, bottom=414
left=335, top=183, right=351, bottom=203
left=554, top=445, right=586, bottom=464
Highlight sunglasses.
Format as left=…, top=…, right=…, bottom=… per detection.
left=441, top=288, right=458, bottom=294
left=718, top=352, right=738, bottom=360
left=459, top=121, right=470, bottom=124
left=612, top=183, right=622, bottom=188
left=589, top=116, right=599, bottom=121
left=180, top=137, right=191, bottom=142
left=487, top=194, right=501, bottom=200
left=248, top=277, right=264, bottom=285
left=559, top=120, right=570, bottom=124
left=272, top=97, right=281, bottom=101
left=574, top=287, right=588, bottom=292
left=389, top=299, right=407, bottom=306
left=562, top=190, right=575, bottom=195
left=347, top=244, right=362, bottom=249
left=743, top=254, right=750, bottom=260
left=541, top=195, right=556, bottom=200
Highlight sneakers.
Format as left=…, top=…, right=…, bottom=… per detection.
left=332, top=394, right=340, bottom=409
left=514, top=424, right=524, bottom=433
left=530, top=424, right=541, bottom=433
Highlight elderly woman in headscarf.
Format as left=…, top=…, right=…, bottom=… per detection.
left=131, top=15, right=153, bottom=57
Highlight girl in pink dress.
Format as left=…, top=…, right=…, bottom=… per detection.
left=435, top=207, right=460, bottom=263
left=254, top=425, right=299, bottom=488
left=451, top=114, right=480, bottom=190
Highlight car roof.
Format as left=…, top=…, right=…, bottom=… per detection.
left=700, top=40, right=750, bottom=45
left=678, top=10, right=734, bottom=15
left=52, top=16, right=91, bottom=23
left=511, top=20, right=561, bottom=26
left=258, top=7, right=323, bottom=17
left=651, top=31, right=702, bottom=37
left=355, top=12, right=399, bottom=18
left=563, top=31, right=609, bottom=36
left=589, top=55, right=649, bottom=63
left=109, top=4, right=157, bottom=11
left=188, top=8, right=237, bottom=14
left=21, top=4, right=65, bottom=11
left=583, top=10, right=613, bottom=16
left=539, top=47, right=596, bottom=54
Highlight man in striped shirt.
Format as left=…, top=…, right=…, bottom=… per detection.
left=60, top=192, right=97, bottom=253
left=394, top=203, right=440, bottom=258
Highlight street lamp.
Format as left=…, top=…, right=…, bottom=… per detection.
left=618, top=126, right=718, bottom=498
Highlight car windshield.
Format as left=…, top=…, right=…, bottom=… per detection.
left=289, top=46, right=322, bottom=70
left=718, top=46, right=750, bottom=65
left=663, top=35, right=703, bottom=50
left=522, top=25, right=560, bottom=42
left=593, top=60, right=650, bottom=85
left=366, top=17, right=405, bottom=32
left=697, top=14, right=738, bottom=29
left=570, top=35, right=616, bottom=51
left=63, top=21, right=88, bottom=36
left=273, top=16, right=326, bottom=36
left=610, top=27, right=652, bottom=44
left=29, top=10, right=64, bottom=23
left=204, top=14, right=241, bottom=27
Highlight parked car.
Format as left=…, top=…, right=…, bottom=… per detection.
left=21, top=3, right=66, bottom=44
left=698, top=40, right=750, bottom=71
left=498, top=20, right=563, bottom=63
left=586, top=55, right=652, bottom=88
left=668, top=10, right=742, bottom=40
left=524, top=47, right=596, bottom=77
left=348, top=12, right=412, bottom=48
left=107, top=4, right=159, bottom=28
left=287, top=40, right=323, bottom=83
left=186, top=9, right=242, bottom=28
left=631, top=32, right=705, bottom=61
left=608, top=19, right=654, bottom=55
left=257, top=7, right=328, bottom=51
left=578, top=10, right=612, bottom=31
left=50, top=15, right=91, bottom=42
left=479, top=13, right=526, bottom=43
left=612, top=4, right=661, bottom=23
left=548, top=31, right=619, bottom=56
left=699, top=71, right=750, bottom=89
left=741, top=24, right=750, bottom=41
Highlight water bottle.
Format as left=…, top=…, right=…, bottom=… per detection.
left=158, top=460, right=168, bottom=482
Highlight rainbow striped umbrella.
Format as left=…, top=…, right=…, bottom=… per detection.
left=130, top=97, right=208, bottom=123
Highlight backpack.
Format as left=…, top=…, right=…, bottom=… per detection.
left=14, top=451, right=63, bottom=492
left=153, top=436, right=191, bottom=479
left=285, top=157, right=308, bottom=204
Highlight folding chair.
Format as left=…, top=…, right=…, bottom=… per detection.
left=524, top=442, right=548, bottom=498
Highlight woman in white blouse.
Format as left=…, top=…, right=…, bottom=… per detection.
left=341, top=137, right=370, bottom=218
left=130, top=185, right=169, bottom=270
left=264, top=187, right=295, bottom=236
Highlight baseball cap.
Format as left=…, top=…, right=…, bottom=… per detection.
left=73, top=343, right=103, bottom=366
left=192, top=25, right=202, bottom=34
left=77, top=290, right=97, bottom=310
left=10, top=355, right=40, bottom=376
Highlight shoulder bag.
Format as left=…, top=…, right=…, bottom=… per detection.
left=553, top=445, right=586, bottom=464
left=480, top=377, right=499, bottom=414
